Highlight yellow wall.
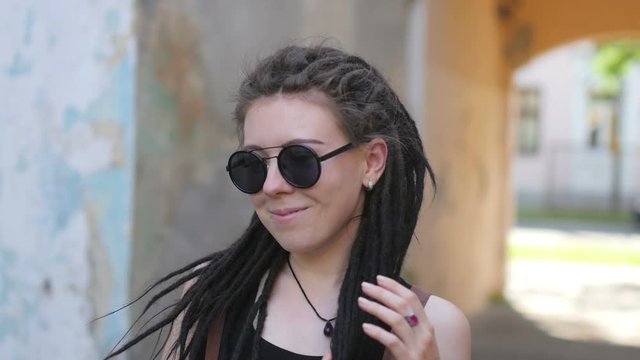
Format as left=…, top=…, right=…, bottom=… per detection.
left=406, top=0, right=511, bottom=314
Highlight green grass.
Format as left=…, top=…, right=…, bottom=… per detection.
left=509, top=242, right=640, bottom=266
left=518, top=208, right=634, bottom=225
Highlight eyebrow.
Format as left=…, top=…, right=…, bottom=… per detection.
left=242, top=138, right=326, bottom=151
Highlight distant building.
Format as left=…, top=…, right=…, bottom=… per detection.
left=513, top=40, right=640, bottom=211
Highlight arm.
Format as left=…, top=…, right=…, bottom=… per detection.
left=161, top=278, right=197, bottom=360
left=425, top=296, right=471, bottom=360
left=161, top=264, right=209, bottom=360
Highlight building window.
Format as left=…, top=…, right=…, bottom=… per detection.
left=517, top=87, right=541, bottom=154
left=587, top=92, right=616, bottom=150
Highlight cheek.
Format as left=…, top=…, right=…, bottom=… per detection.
left=328, top=160, right=364, bottom=192
left=248, top=194, right=260, bottom=208
left=316, top=169, right=364, bottom=213
left=251, top=196, right=276, bottom=232
left=249, top=194, right=268, bottom=217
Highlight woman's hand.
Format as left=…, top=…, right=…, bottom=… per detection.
left=358, top=275, right=440, bottom=360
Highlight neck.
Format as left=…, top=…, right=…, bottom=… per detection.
left=288, top=252, right=348, bottom=291
left=288, top=220, right=359, bottom=289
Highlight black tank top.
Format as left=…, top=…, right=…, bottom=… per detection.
left=216, top=282, right=323, bottom=360
left=252, top=330, right=323, bottom=360
left=214, top=278, right=417, bottom=359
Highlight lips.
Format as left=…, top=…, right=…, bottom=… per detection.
left=269, top=207, right=308, bottom=224
left=271, top=207, right=307, bottom=216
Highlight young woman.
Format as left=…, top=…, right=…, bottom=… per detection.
left=109, top=45, right=470, bottom=360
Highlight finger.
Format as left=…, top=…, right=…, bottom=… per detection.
left=375, top=276, right=424, bottom=310
left=358, top=296, right=415, bottom=343
left=361, top=281, right=412, bottom=318
left=321, top=352, right=332, bottom=360
left=362, top=322, right=409, bottom=359
left=376, top=275, right=433, bottom=325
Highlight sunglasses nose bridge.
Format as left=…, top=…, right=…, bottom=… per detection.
left=261, top=154, right=293, bottom=194
left=261, top=154, right=277, bottom=169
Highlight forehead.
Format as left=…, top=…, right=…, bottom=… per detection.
left=242, top=92, right=348, bottom=148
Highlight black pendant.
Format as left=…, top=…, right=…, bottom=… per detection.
left=323, top=321, right=333, bottom=337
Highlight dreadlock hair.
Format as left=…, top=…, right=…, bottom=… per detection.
left=105, top=45, right=436, bottom=360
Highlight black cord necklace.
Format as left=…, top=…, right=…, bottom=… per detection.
left=287, top=257, right=338, bottom=337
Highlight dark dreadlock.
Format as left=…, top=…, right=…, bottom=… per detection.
left=106, top=45, right=435, bottom=360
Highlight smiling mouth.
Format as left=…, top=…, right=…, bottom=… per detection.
left=271, top=207, right=307, bottom=216
left=270, top=207, right=308, bottom=223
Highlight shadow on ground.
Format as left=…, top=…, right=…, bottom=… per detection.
left=471, top=304, right=640, bottom=360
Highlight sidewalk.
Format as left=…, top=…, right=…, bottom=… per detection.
left=471, top=304, right=640, bottom=360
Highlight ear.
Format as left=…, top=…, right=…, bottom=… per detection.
left=362, top=138, right=388, bottom=188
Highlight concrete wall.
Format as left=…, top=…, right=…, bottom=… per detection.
left=0, top=1, right=135, bottom=359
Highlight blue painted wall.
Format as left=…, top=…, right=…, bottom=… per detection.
left=0, top=1, right=135, bottom=358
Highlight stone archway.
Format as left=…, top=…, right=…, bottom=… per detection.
left=501, top=0, right=640, bottom=73
left=406, top=0, right=640, bottom=314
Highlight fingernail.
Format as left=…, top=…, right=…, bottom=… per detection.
left=361, top=281, right=373, bottom=289
left=358, top=296, right=367, bottom=304
left=376, top=275, right=388, bottom=282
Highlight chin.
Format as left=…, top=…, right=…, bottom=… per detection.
left=271, top=233, right=322, bottom=254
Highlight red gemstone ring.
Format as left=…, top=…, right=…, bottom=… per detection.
left=405, top=313, right=419, bottom=327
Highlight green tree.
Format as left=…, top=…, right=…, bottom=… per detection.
left=592, top=41, right=640, bottom=98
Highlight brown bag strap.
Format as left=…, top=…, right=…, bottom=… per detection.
left=204, top=287, right=431, bottom=360
left=410, top=286, right=432, bottom=307
left=205, top=315, right=224, bottom=360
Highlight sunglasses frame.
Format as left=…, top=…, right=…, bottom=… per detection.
left=226, top=142, right=354, bottom=194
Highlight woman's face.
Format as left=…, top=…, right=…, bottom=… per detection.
left=242, top=92, right=367, bottom=255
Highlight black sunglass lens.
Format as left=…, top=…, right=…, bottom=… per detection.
left=228, top=152, right=265, bottom=193
left=279, top=146, right=320, bottom=188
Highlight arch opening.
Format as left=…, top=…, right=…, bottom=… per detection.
left=506, top=37, right=640, bottom=348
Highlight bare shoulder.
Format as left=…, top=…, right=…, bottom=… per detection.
left=162, top=261, right=211, bottom=360
left=424, top=295, right=471, bottom=360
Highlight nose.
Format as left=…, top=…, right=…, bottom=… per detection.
left=261, top=157, right=294, bottom=196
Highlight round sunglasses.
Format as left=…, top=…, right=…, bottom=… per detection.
left=226, top=143, right=354, bottom=194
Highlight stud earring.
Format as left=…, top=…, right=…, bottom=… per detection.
left=367, top=180, right=374, bottom=191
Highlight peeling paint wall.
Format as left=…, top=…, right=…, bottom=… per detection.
left=0, top=1, right=135, bottom=359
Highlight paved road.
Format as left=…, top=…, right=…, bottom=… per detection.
left=470, top=223, right=640, bottom=360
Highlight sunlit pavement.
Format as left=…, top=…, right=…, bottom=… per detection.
left=471, top=223, right=640, bottom=360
